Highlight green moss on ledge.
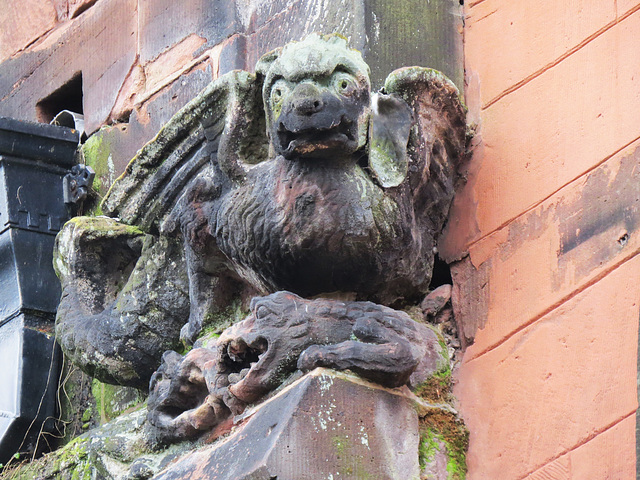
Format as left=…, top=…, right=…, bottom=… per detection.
left=419, top=409, right=469, bottom=480
left=91, top=379, right=146, bottom=425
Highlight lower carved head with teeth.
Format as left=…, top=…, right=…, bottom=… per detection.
left=146, top=291, right=443, bottom=445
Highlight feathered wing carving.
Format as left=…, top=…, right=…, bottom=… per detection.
left=102, top=70, right=269, bottom=232
left=381, top=67, right=467, bottom=228
left=360, top=67, right=467, bottom=303
left=55, top=71, right=269, bottom=388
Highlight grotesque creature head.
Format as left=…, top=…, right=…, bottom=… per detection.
left=257, top=34, right=372, bottom=160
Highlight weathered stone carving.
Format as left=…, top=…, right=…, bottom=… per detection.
left=54, top=33, right=466, bottom=435
left=146, top=291, right=448, bottom=445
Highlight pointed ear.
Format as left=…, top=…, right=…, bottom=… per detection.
left=368, top=93, right=413, bottom=188
left=255, top=47, right=281, bottom=77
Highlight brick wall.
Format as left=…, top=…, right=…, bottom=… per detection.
left=445, top=1, right=640, bottom=478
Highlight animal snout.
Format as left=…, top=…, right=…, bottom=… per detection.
left=293, top=96, right=323, bottom=115
left=291, top=83, right=324, bottom=115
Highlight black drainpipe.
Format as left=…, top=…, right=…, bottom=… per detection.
left=0, top=117, right=79, bottom=464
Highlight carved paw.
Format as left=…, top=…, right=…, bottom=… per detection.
left=297, top=344, right=337, bottom=372
left=54, top=216, right=145, bottom=285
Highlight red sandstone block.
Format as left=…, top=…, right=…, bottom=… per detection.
left=0, top=0, right=137, bottom=133
left=448, top=10, right=640, bottom=251
left=52, top=0, right=97, bottom=21
left=455, top=255, right=640, bottom=480
left=525, top=415, right=635, bottom=480
left=0, top=0, right=57, bottom=61
left=78, top=0, right=136, bottom=132
left=453, top=140, right=640, bottom=354
left=89, top=64, right=214, bottom=188
left=618, top=0, right=640, bottom=17
left=138, top=0, right=238, bottom=64
left=141, top=34, right=208, bottom=100
left=567, top=415, right=635, bottom=480
left=67, top=0, right=96, bottom=18
left=465, top=0, right=616, bottom=106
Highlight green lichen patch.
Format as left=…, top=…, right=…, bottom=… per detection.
left=410, top=323, right=453, bottom=404
left=414, top=367, right=452, bottom=404
left=91, top=380, right=146, bottom=425
left=419, top=410, right=468, bottom=480
left=196, top=299, right=250, bottom=344
left=0, top=436, right=93, bottom=480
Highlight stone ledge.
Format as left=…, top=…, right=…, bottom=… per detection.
left=153, top=368, right=455, bottom=480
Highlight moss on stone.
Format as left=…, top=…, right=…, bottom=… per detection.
left=79, top=130, right=116, bottom=216
left=414, top=368, right=452, bottom=404
left=91, top=380, right=146, bottom=425
left=1, top=436, right=92, bottom=480
left=81, top=130, right=114, bottom=195
left=197, top=299, right=250, bottom=343
left=80, top=407, right=93, bottom=424
left=419, top=410, right=468, bottom=480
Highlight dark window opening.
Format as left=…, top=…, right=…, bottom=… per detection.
left=36, top=73, right=83, bottom=124
left=429, top=253, right=453, bottom=290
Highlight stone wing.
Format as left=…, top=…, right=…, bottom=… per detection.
left=382, top=66, right=468, bottom=233
left=101, top=69, right=269, bottom=233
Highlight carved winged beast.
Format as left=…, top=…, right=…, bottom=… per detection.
left=54, top=34, right=466, bottom=396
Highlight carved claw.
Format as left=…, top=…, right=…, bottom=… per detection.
left=297, top=344, right=335, bottom=371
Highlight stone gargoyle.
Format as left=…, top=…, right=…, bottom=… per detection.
left=54, top=33, right=467, bottom=439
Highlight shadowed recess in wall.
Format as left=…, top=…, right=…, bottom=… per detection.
left=35, top=73, right=83, bottom=124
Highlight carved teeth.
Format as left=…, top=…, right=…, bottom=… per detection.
left=278, top=117, right=355, bottom=155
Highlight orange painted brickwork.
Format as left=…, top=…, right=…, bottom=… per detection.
left=450, top=1, right=640, bottom=478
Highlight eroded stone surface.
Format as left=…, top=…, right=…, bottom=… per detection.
left=153, top=369, right=423, bottom=480
left=4, top=408, right=200, bottom=480
left=7, top=368, right=463, bottom=479
left=55, top=34, right=466, bottom=392
left=54, top=217, right=190, bottom=389
left=145, top=292, right=447, bottom=445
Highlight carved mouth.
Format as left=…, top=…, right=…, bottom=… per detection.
left=225, top=336, right=268, bottom=373
left=278, top=117, right=356, bottom=157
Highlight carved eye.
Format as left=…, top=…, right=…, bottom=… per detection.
left=333, top=74, right=357, bottom=96
left=256, top=304, right=272, bottom=319
left=271, top=80, right=289, bottom=104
